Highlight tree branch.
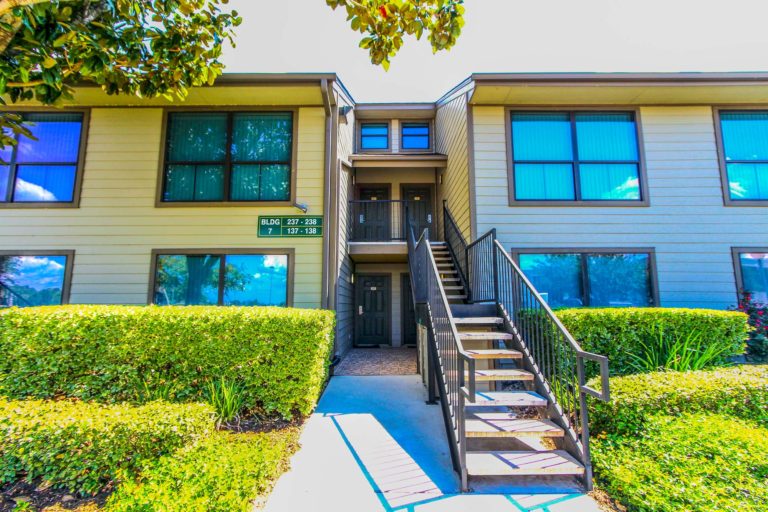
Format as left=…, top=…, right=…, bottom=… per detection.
left=0, top=0, right=53, bottom=17
left=0, top=12, right=21, bottom=54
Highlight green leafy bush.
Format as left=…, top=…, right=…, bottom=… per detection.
left=589, top=365, right=768, bottom=435
left=557, top=307, right=749, bottom=375
left=0, top=399, right=214, bottom=495
left=107, top=429, right=300, bottom=512
left=205, top=377, right=247, bottom=425
left=592, top=413, right=768, bottom=512
left=0, top=305, right=336, bottom=417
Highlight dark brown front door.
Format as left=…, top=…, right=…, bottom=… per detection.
left=401, top=274, right=417, bottom=347
left=354, top=274, right=391, bottom=346
left=402, top=185, right=433, bottom=239
left=354, top=186, right=391, bottom=241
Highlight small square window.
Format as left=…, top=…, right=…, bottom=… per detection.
left=401, top=122, right=430, bottom=150
left=735, top=250, right=768, bottom=304
left=360, top=123, right=389, bottom=150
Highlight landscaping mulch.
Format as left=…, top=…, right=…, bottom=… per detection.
left=1, top=479, right=111, bottom=512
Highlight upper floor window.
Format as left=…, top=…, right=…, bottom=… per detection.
left=734, top=249, right=768, bottom=304
left=516, top=249, right=655, bottom=308
left=0, top=252, right=73, bottom=307
left=718, top=111, right=768, bottom=202
left=509, top=111, right=643, bottom=204
left=401, top=122, right=430, bottom=150
left=162, top=112, right=293, bottom=203
left=1, top=112, right=85, bottom=205
left=359, top=123, right=389, bottom=150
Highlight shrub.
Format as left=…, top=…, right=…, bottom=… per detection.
left=107, top=429, right=300, bottom=512
left=592, top=413, right=768, bottom=512
left=557, top=307, right=749, bottom=375
left=589, top=365, right=768, bottom=435
left=205, top=377, right=247, bottom=425
left=0, top=399, right=214, bottom=495
left=732, top=292, right=768, bottom=362
left=0, top=305, right=336, bottom=417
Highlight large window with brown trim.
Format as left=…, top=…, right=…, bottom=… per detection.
left=0, top=251, right=73, bottom=307
left=733, top=248, right=768, bottom=304
left=1, top=112, right=85, bottom=205
left=509, top=111, right=644, bottom=204
left=514, top=249, right=656, bottom=308
left=152, top=250, right=291, bottom=306
left=718, top=111, right=768, bottom=203
left=162, top=112, right=293, bottom=203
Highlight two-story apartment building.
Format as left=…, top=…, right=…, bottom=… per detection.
left=2, top=72, right=768, bottom=362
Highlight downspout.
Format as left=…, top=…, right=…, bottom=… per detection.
left=320, top=79, right=334, bottom=310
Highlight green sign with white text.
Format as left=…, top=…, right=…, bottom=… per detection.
left=258, top=216, right=324, bottom=238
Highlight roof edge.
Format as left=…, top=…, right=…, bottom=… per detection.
left=469, top=72, right=768, bottom=84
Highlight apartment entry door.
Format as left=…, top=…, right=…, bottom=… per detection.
left=402, top=185, right=433, bottom=239
left=354, top=274, right=391, bottom=347
left=354, top=185, right=391, bottom=241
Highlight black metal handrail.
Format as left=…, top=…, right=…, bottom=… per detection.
left=466, top=229, right=496, bottom=303
left=348, top=200, right=408, bottom=241
left=493, top=239, right=609, bottom=488
left=407, top=211, right=474, bottom=491
left=442, top=202, right=469, bottom=297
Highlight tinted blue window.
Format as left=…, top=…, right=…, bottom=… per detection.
left=512, top=113, right=572, bottom=161
left=511, top=111, right=641, bottom=201
left=0, top=254, right=68, bottom=307
left=153, top=253, right=289, bottom=306
left=518, top=251, right=653, bottom=308
left=401, top=123, right=430, bottom=150
left=720, top=112, right=768, bottom=200
left=1, top=113, right=83, bottom=203
left=739, top=252, right=768, bottom=304
left=360, top=123, right=389, bottom=150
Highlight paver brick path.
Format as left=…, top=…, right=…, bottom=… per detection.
left=335, top=348, right=417, bottom=376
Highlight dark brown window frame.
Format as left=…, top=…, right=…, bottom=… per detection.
left=0, top=109, right=90, bottom=209
left=731, top=246, right=768, bottom=300
left=505, top=107, right=650, bottom=207
left=0, top=250, right=75, bottom=305
left=148, top=248, right=295, bottom=306
left=156, top=107, right=299, bottom=208
left=356, top=120, right=392, bottom=153
left=713, top=107, right=768, bottom=206
left=399, top=120, right=434, bottom=153
left=510, top=247, right=660, bottom=306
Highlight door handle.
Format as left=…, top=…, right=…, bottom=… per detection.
left=358, top=305, right=363, bottom=315
left=427, top=214, right=433, bottom=224
left=359, top=214, right=365, bottom=224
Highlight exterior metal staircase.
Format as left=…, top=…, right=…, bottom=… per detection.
left=406, top=204, right=610, bottom=492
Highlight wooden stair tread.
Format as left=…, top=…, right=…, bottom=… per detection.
left=439, top=270, right=458, bottom=274
left=466, top=450, right=584, bottom=476
left=465, top=349, right=522, bottom=360
left=468, top=391, right=547, bottom=407
left=459, top=331, right=514, bottom=341
left=465, top=417, right=564, bottom=438
left=454, top=317, right=504, bottom=326
left=443, top=285, right=464, bottom=290
left=468, top=368, right=534, bottom=382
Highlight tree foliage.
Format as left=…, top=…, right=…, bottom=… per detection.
left=0, top=0, right=241, bottom=143
left=326, top=0, right=465, bottom=70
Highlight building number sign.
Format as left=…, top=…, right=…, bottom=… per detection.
left=258, top=216, right=324, bottom=238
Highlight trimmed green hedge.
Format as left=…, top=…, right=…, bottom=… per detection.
left=0, top=399, right=214, bottom=495
left=558, top=307, right=749, bottom=375
left=589, top=365, right=768, bottom=436
left=0, top=305, right=335, bottom=417
left=592, top=413, right=768, bottom=512
left=107, top=429, right=300, bottom=512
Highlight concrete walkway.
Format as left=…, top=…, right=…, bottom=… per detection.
left=263, top=376, right=602, bottom=512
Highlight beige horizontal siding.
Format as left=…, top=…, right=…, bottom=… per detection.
left=472, top=105, right=767, bottom=309
left=0, top=106, right=327, bottom=308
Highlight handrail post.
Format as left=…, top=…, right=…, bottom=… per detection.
left=491, top=228, right=499, bottom=305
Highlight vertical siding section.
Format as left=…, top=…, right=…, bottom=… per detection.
left=0, top=106, right=326, bottom=308
left=334, top=104, right=355, bottom=355
left=472, top=105, right=768, bottom=309
left=436, top=94, right=471, bottom=237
